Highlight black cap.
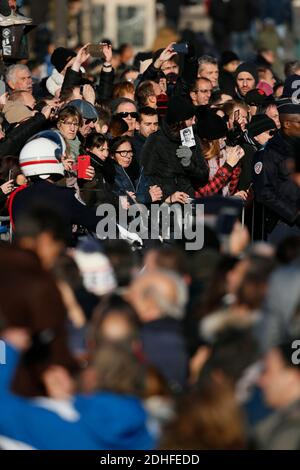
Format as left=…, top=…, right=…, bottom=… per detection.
left=196, top=107, right=228, bottom=140
left=51, top=47, right=76, bottom=73
left=277, top=98, right=300, bottom=115
left=166, top=96, right=196, bottom=124
left=247, top=114, right=276, bottom=138
left=245, top=88, right=272, bottom=106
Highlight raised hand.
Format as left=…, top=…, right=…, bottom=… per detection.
left=1, top=180, right=14, bottom=195
left=226, top=146, right=245, bottom=167
left=82, top=84, right=96, bottom=105
left=72, top=44, right=91, bottom=72
left=84, top=166, right=95, bottom=181
left=102, top=43, right=113, bottom=64
left=154, top=43, right=177, bottom=69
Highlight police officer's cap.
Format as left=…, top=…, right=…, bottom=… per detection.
left=277, top=98, right=300, bottom=115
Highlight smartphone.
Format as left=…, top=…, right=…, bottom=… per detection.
left=87, top=44, right=105, bottom=58
left=77, top=155, right=91, bottom=179
left=8, top=169, right=14, bottom=182
left=50, top=107, right=59, bottom=120
left=172, top=43, right=189, bottom=55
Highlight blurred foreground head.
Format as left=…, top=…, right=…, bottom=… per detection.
left=14, top=205, right=69, bottom=269
left=126, top=270, right=188, bottom=322
left=0, top=245, right=77, bottom=397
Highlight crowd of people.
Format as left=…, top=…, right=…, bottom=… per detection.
left=1, top=0, right=300, bottom=452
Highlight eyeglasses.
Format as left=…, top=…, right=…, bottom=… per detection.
left=62, top=121, right=80, bottom=127
left=193, top=89, right=212, bottom=94
left=116, top=112, right=139, bottom=119
left=84, top=118, right=97, bottom=125
left=115, top=150, right=133, bottom=157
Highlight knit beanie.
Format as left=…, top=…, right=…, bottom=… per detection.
left=235, top=62, right=259, bottom=84
left=166, top=96, right=195, bottom=124
left=51, top=47, right=76, bottom=73
left=220, top=51, right=240, bottom=67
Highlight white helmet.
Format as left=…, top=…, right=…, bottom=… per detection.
left=19, top=130, right=66, bottom=178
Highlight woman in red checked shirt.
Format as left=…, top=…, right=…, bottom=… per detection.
left=195, top=110, right=246, bottom=200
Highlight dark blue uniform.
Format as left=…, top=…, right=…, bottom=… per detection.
left=253, top=131, right=300, bottom=242
left=12, top=180, right=101, bottom=238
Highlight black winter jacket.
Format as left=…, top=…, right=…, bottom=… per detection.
left=12, top=180, right=102, bottom=238
left=141, top=120, right=209, bottom=199
left=253, top=131, right=300, bottom=231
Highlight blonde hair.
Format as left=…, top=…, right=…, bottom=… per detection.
left=200, top=139, right=221, bottom=160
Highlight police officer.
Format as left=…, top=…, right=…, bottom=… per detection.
left=253, top=101, right=300, bottom=244
left=10, top=130, right=101, bottom=242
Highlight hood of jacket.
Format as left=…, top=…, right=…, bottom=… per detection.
left=46, top=69, right=64, bottom=96
left=75, top=392, right=155, bottom=450
left=160, top=119, right=182, bottom=144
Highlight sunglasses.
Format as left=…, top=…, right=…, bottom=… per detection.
left=84, top=118, right=97, bottom=125
left=117, top=112, right=139, bottom=119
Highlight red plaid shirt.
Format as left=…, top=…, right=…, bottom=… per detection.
left=195, top=163, right=241, bottom=198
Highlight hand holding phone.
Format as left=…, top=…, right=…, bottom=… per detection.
left=172, top=43, right=189, bottom=55
left=77, top=155, right=91, bottom=179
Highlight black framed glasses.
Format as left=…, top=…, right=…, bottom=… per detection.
left=115, top=150, right=133, bottom=157
left=116, top=112, right=139, bottom=119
